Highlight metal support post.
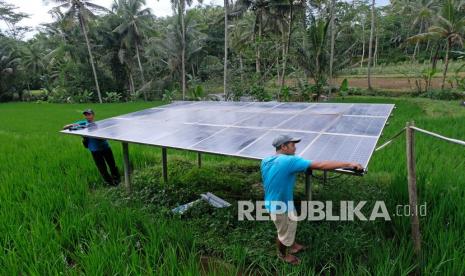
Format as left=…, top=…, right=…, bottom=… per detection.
left=162, top=147, right=168, bottom=182
left=122, top=142, right=131, bottom=190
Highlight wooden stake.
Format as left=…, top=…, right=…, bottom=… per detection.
left=197, top=152, right=202, bottom=168
left=406, top=122, right=422, bottom=258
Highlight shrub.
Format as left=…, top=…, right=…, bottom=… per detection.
left=188, top=85, right=205, bottom=101
left=249, top=84, right=271, bottom=101
left=103, top=92, right=122, bottom=103
left=422, top=89, right=465, bottom=100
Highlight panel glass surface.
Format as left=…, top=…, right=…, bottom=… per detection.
left=345, top=104, right=393, bottom=116
left=189, top=101, right=252, bottom=111
left=325, top=116, right=386, bottom=136
left=270, top=103, right=312, bottom=113
left=85, top=122, right=182, bottom=144
left=192, top=127, right=266, bottom=155
left=115, top=108, right=165, bottom=119
left=235, top=113, right=292, bottom=128
left=84, top=118, right=124, bottom=131
left=305, top=103, right=352, bottom=114
left=62, top=101, right=394, bottom=172
left=152, top=124, right=223, bottom=148
left=197, top=111, right=254, bottom=125
left=278, top=114, right=340, bottom=132
left=300, top=134, right=377, bottom=167
left=239, top=130, right=318, bottom=159
left=236, top=102, right=281, bottom=112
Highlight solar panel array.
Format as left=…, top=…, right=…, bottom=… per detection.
left=61, top=101, right=394, bottom=169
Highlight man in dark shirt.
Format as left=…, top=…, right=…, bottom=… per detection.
left=63, top=109, right=120, bottom=186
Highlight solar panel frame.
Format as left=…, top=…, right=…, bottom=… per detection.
left=61, top=101, right=394, bottom=174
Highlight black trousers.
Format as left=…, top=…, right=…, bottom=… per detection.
left=91, top=147, right=120, bottom=185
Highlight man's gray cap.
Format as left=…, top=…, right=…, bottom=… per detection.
left=83, top=109, right=94, bottom=115
left=272, top=134, right=301, bottom=148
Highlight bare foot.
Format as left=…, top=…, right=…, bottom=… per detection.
left=289, top=242, right=306, bottom=254
left=279, top=254, right=301, bottom=265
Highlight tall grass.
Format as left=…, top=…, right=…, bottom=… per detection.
left=0, top=99, right=464, bottom=274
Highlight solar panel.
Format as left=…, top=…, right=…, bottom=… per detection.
left=61, top=101, right=394, bottom=172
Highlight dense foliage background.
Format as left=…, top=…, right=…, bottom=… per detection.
left=1, top=0, right=465, bottom=103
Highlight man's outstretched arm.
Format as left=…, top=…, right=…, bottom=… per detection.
left=309, top=161, right=363, bottom=171
left=62, top=124, right=76, bottom=130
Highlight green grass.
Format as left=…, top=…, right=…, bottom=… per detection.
left=0, top=98, right=464, bottom=274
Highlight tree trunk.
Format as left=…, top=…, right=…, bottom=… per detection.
left=412, top=23, right=422, bottom=61
left=224, top=0, right=228, bottom=100
left=181, top=2, right=187, bottom=100
left=239, top=53, right=244, bottom=82
left=361, top=18, right=365, bottom=68
left=79, top=14, right=102, bottom=103
left=129, top=70, right=135, bottom=96
left=329, top=0, right=336, bottom=86
left=279, top=0, right=293, bottom=96
left=135, top=44, right=147, bottom=101
left=428, top=42, right=440, bottom=90
left=276, top=55, right=280, bottom=83
left=367, top=0, right=375, bottom=91
left=441, top=38, right=451, bottom=90
left=373, top=33, right=378, bottom=68
left=256, top=10, right=262, bottom=76
left=300, top=2, right=309, bottom=82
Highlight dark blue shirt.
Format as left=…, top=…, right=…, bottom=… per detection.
left=75, top=120, right=110, bottom=152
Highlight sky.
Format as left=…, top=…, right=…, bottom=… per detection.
left=0, top=0, right=224, bottom=39
left=0, top=0, right=390, bottom=40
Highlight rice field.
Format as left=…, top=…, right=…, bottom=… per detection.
left=0, top=98, right=464, bottom=274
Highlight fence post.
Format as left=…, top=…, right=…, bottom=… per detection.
left=406, top=121, right=422, bottom=261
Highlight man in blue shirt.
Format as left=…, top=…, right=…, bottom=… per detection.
left=63, top=109, right=120, bottom=186
left=261, top=134, right=363, bottom=265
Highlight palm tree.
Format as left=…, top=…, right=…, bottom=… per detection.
left=224, top=0, right=229, bottom=100
left=295, top=14, right=331, bottom=100
left=231, top=0, right=271, bottom=77
left=408, top=0, right=465, bottom=89
left=21, top=42, right=45, bottom=89
left=147, top=14, right=206, bottom=95
left=0, top=41, right=21, bottom=95
left=329, top=0, right=336, bottom=86
left=170, top=0, right=203, bottom=100
left=51, top=0, right=108, bottom=103
left=113, top=0, right=153, bottom=101
left=367, top=0, right=375, bottom=91
left=229, top=15, right=255, bottom=83
left=273, top=0, right=296, bottom=96
left=393, top=0, right=438, bottom=60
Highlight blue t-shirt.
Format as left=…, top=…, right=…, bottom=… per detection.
left=260, top=154, right=311, bottom=213
left=75, top=120, right=110, bottom=152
